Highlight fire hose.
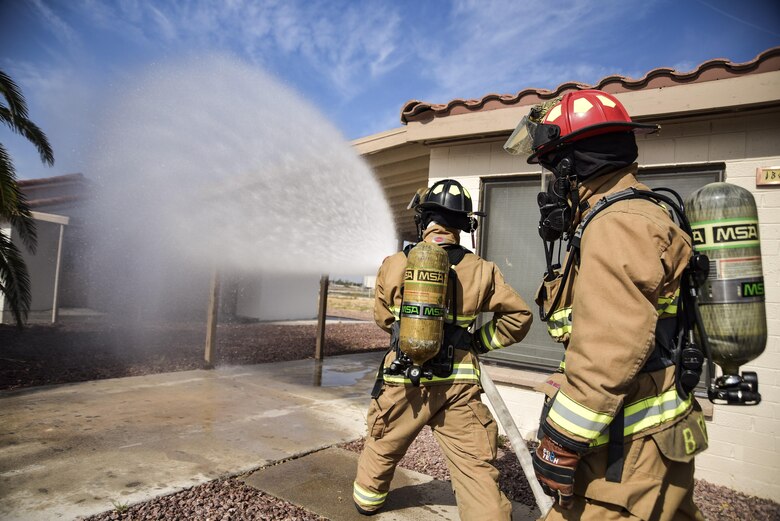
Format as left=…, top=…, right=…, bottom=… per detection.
left=479, top=360, right=554, bottom=517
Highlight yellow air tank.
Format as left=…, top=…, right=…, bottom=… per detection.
left=399, top=242, right=449, bottom=384
left=686, top=182, right=766, bottom=403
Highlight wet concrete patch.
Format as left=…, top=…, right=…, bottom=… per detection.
left=242, top=447, right=537, bottom=521
left=0, top=353, right=383, bottom=521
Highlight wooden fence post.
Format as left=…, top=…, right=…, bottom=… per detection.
left=315, top=274, right=329, bottom=360
left=204, top=268, right=221, bottom=369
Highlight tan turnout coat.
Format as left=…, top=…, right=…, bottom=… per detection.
left=538, top=165, right=708, bottom=521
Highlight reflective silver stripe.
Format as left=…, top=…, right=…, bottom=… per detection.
left=548, top=391, right=613, bottom=440
left=592, top=390, right=692, bottom=446
left=353, top=482, right=387, bottom=507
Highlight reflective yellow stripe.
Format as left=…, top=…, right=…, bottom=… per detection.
left=382, top=362, right=479, bottom=385
left=548, top=391, right=613, bottom=440
left=389, top=306, right=400, bottom=319
left=657, top=291, right=679, bottom=317
left=548, top=324, right=572, bottom=337
left=592, top=390, right=692, bottom=446
left=479, top=320, right=504, bottom=351
left=353, top=482, right=387, bottom=507
left=546, top=307, right=572, bottom=340
left=445, top=313, right=477, bottom=326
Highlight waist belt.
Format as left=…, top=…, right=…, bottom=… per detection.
left=370, top=323, right=476, bottom=395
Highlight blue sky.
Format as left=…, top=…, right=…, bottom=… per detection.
left=1, top=0, right=779, bottom=180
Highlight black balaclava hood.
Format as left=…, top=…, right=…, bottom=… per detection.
left=541, top=132, right=638, bottom=181
left=419, top=208, right=471, bottom=232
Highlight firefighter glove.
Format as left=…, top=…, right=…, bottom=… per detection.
left=533, top=435, right=580, bottom=509
left=471, top=332, right=490, bottom=354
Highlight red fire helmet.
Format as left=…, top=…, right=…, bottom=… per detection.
left=519, top=89, right=659, bottom=163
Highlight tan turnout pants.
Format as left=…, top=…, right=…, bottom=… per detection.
left=353, top=382, right=512, bottom=521
left=541, top=433, right=704, bottom=521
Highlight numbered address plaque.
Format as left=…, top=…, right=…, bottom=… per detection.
left=756, top=167, right=780, bottom=187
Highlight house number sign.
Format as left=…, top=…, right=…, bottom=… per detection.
left=756, top=167, right=780, bottom=187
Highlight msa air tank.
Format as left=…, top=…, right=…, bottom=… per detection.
left=399, top=242, right=449, bottom=381
left=686, top=182, right=766, bottom=403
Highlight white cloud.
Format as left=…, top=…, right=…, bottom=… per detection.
left=418, top=0, right=651, bottom=103
left=57, top=0, right=405, bottom=99
left=28, top=0, right=81, bottom=49
left=147, top=4, right=177, bottom=42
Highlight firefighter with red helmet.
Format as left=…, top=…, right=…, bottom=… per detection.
left=505, top=90, right=708, bottom=520
left=352, top=179, right=533, bottom=520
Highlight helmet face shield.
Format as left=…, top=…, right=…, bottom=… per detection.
left=504, top=98, right=563, bottom=158
left=503, top=115, right=535, bottom=156
left=407, top=187, right=427, bottom=210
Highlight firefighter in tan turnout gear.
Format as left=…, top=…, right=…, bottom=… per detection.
left=505, top=90, right=709, bottom=520
left=353, top=179, right=533, bottom=520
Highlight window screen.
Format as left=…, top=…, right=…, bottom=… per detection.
left=479, top=165, right=723, bottom=371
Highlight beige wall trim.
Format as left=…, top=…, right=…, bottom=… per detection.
left=352, top=126, right=408, bottom=155
left=30, top=211, right=70, bottom=226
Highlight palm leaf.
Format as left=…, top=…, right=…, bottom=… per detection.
left=0, top=70, right=29, bottom=121
left=0, top=106, right=53, bottom=165
left=0, top=228, right=32, bottom=327
left=0, top=144, right=38, bottom=252
left=0, top=70, right=51, bottom=327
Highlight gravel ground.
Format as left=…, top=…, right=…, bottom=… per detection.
left=78, top=427, right=780, bottom=521
left=0, top=313, right=386, bottom=391
left=3, top=312, right=778, bottom=520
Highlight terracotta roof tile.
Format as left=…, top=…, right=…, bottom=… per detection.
left=28, top=195, right=82, bottom=208
left=401, top=46, right=780, bottom=124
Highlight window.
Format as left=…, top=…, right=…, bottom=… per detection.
left=479, top=165, right=723, bottom=371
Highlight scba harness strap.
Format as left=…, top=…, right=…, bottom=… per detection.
left=370, top=244, right=473, bottom=398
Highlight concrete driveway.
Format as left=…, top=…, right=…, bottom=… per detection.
left=0, top=351, right=539, bottom=521
left=0, top=352, right=381, bottom=521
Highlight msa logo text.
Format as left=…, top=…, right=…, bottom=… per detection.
left=691, top=229, right=705, bottom=246
left=401, top=304, right=420, bottom=315
left=416, top=270, right=445, bottom=283
left=713, top=224, right=758, bottom=243
left=401, top=304, right=443, bottom=317
left=741, top=281, right=765, bottom=298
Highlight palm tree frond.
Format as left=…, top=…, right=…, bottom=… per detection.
left=7, top=208, right=38, bottom=255
left=0, top=107, right=54, bottom=165
left=0, top=70, right=51, bottom=328
left=0, top=229, right=32, bottom=327
left=0, top=70, right=30, bottom=121
left=0, top=143, right=20, bottom=212
left=0, top=147, right=38, bottom=253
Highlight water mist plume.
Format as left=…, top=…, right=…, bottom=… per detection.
left=84, top=54, right=396, bottom=317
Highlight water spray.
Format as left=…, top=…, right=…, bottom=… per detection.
left=83, top=54, right=396, bottom=320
